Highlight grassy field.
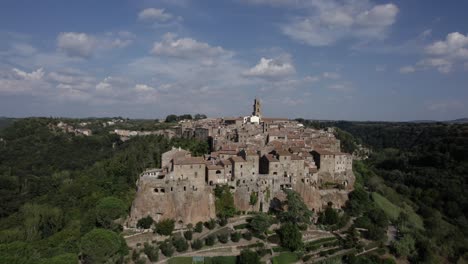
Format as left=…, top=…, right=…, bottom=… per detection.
left=271, top=252, right=299, bottom=264
left=371, top=192, right=423, bottom=229
left=168, top=256, right=236, bottom=264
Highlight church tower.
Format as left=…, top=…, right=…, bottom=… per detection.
left=252, top=98, right=261, bottom=117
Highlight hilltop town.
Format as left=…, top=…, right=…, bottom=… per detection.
left=127, top=99, right=355, bottom=227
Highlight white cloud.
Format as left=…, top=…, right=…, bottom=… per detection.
left=328, top=83, right=353, bottom=92
left=57, top=32, right=96, bottom=58
left=399, top=66, right=416, bottom=74
left=425, top=32, right=468, bottom=58
left=151, top=33, right=231, bottom=59
left=279, top=1, right=399, bottom=46
left=134, top=84, right=155, bottom=92
left=12, top=68, right=45, bottom=80
left=57, top=31, right=134, bottom=58
left=243, top=57, right=295, bottom=79
left=138, top=8, right=173, bottom=22
left=417, top=58, right=452, bottom=73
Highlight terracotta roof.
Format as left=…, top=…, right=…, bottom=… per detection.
left=264, top=154, right=279, bottom=162
left=220, top=159, right=232, bottom=166
left=275, top=149, right=292, bottom=156
left=207, top=164, right=224, bottom=170
left=291, top=155, right=303, bottom=160
left=313, top=149, right=334, bottom=155
left=218, top=150, right=237, bottom=155
left=309, top=167, right=318, bottom=173
left=230, top=156, right=247, bottom=163
left=174, top=157, right=206, bottom=165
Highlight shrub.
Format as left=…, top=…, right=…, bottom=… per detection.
left=239, top=249, right=260, bottom=264
left=194, top=221, right=204, bottom=233
left=154, top=219, right=175, bottom=236
left=218, top=233, right=229, bottom=244
left=159, top=241, right=174, bottom=257
left=143, top=242, right=158, bottom=262
left=137, top=216, right=154, bottom=229
left=205, top=219, right=217, bottom=230
left=243, top=232, right=252, bottom=241
left=231, top=232, right=241, bottom=242
left=173, top=237, right=189, bottom=252
left=218, top=217, right=228, bottom=226
left=184, top=230, right=193, bottom=240
left=205, top=235, right=216, bottom=246
left=191, top=239, right=203, bottom=250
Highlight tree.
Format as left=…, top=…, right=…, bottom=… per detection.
left=143, top=243, right=159, bottom=262
left=214, top=185, right=236, bottom=218
left=277, top=223, right=303, bottom=251
left=279, top=190, right=313, bottom=224
left=205, top=235, right=216, bottom=246
left=322, top=207, right=339, bottom=225
left=165, top=115, right=178, bottom=123
left=80, top=229, right=127, bottom=264
left=194, top=221, right=204, bottom=233
left=159, top=241, right=175, bottom=257
left=95, top=197, right=126, bottom=229
left=191, top=239, right=203, bottom=250
left=137, top=215, right=154, bottom=229
left=173, top=237, right=189, bottom=252
left=205, top=218, right=217, bottom=230
left=249, top=213, right=272, bottom=235
left=155, top=219, right=175, bottom=236
left=238, top=249, right=260, bottom=264
left=392, top=235, right=415, bottom=257
left=243, top=232, right=252, bottom=241
left=184, top=230, right=193, bottom=240
left=218, top=233, right=229, bottom=243
left=231, top=232, right=241, bottom=242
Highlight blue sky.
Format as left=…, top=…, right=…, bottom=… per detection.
left=0, top=0, right=467, bottom=121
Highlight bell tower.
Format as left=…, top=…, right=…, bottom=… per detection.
left=252, top=98, right=261, bottom=117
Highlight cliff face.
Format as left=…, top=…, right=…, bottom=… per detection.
left=127, top=178, right=216, bottom=227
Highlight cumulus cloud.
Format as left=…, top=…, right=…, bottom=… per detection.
left=322, top=72, right=340, bottom=79
left=277, top=1, right=399, bottom=46
left=57, top=31, right=134, bottom=58
left=57, top=32, right=96, bottom=58
left=151, top=33, right=231, bottom=59
left=399, top=66, right=416, bottom=74
left=134, top=84, right=155, bottom=92
left=138, top=8, right=173, bottom=22
left=13, top=68, right=45, bottom=80
left=243, top=57, right=295, bottom=79
left=400, top=32, right=468, bottom=74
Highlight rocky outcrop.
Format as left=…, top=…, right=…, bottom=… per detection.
left=127, top=178, right=216, bottom=227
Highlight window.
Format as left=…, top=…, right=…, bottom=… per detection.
left=195, top=172, right=198, bottom=177
left=190, top=165, right=193, bottom=169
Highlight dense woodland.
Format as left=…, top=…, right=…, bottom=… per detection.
left=0, top=118, right=208, bottom=263
left=323, top=121, right=468, bottom=263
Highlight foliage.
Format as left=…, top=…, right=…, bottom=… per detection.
left=173, top=237, right=189, bottom=252
left=194, top=221, right=204, bottom=233
left=95, top=196, right=126, bottom=229
left=249, top=192, right=258, bottom=206
left=218, top=233, right=229, bottom=243
left=278, top=190, right=312, bottom=224
left=242, top=232, right=252, bottom=241
left=238, top=249, right=260, bottom=264
left=20, top=203, right=64, bottom=241
left=205, top=218, right=217, bottom=230
left=160, top=240, right=175, bottom=257
left=143, top=242, right=159, bottom=262
left=183, top=230, right=193, bottom=240
left=249, top=213, right=272, bottom=235
left=155, top=219, right=175, bottom=236
left=271, top=252, right=299, bottom=264
left=137, top=215, right=154, bottom=229
left=231, top=232, right=241, bottom=242
left=392, top=234, right=415, bottom=257
left=205, top=235, right=216, bottom=246
left=277, top=223, right=303, bottom=251
left=191, top=239, right=203, bottom=250
left=214, top=185, right=236, bottom=218
left=80, top=228, right=127, bottom=264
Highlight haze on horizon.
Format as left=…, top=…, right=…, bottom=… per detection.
left=0, top=0, right=467, bottom=121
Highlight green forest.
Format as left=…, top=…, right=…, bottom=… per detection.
left=325, top=121, right=468, bottom=263
left=0, top=118, right=208, bottom=263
